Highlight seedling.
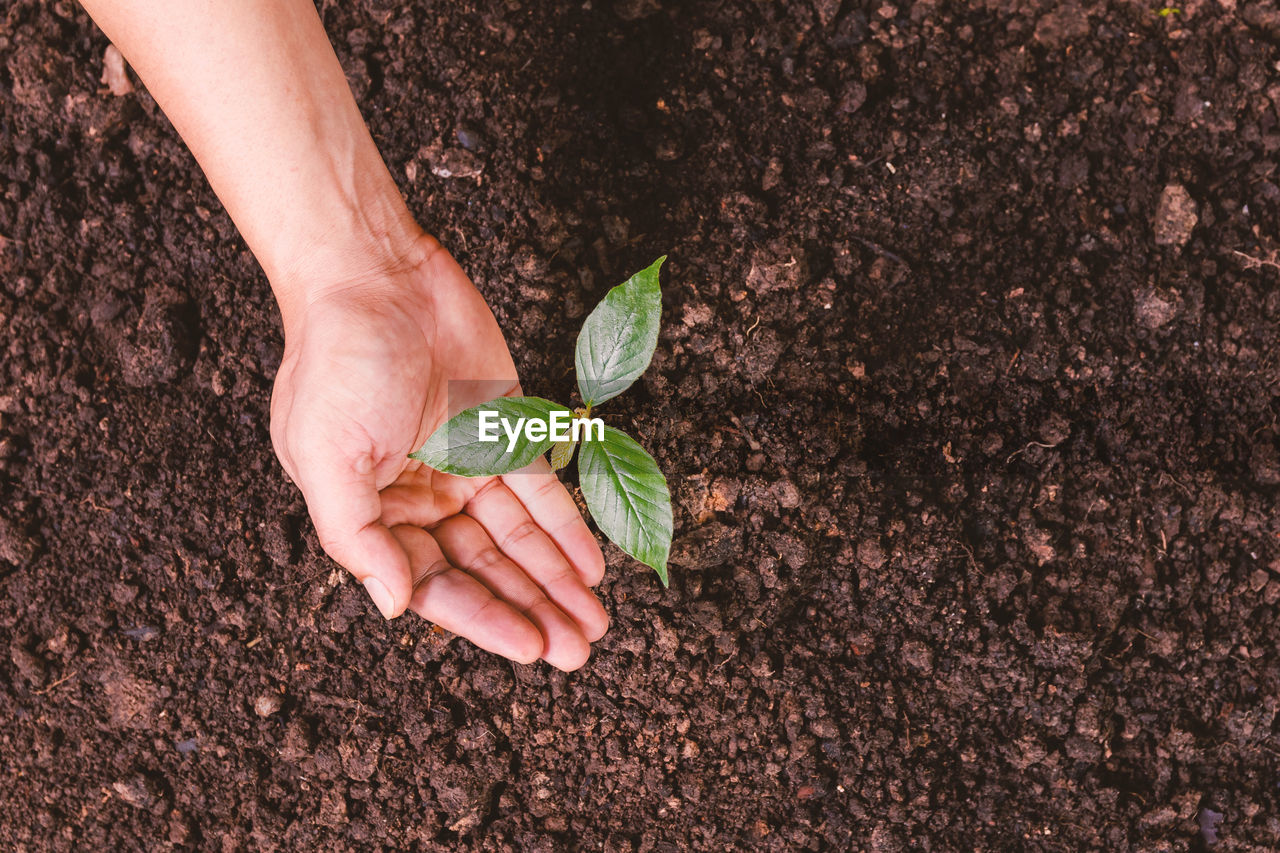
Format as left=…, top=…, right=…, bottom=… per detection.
left=410, top=258, right=674, bottom=585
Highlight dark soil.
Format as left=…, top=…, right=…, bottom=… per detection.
left=3, top=0, right=1280, bottom=849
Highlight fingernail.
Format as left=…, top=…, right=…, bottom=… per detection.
left=362, top=577, right=396, bottom=619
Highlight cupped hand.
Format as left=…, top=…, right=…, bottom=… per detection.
left=269, top=234, right=608, bottom=670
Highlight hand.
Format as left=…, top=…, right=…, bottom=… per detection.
left=77, top=0, right=607, bottom=668
left=269, top=233, right=609, bottom=671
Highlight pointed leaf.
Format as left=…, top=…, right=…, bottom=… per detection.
left=575, top=256, right=665, bottom=407
left=410, top=396, right=571, bottom=477
left=578, top=425, right=672, bottom=584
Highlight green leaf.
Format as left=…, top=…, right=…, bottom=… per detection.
left=578, top=425, right=672, bottom=585
left=409, top=396, right=570, bottom=477
left=575, top=256, right=665, bottom=408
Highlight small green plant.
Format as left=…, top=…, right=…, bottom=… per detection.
left=410, top=258, right=674, bottom=585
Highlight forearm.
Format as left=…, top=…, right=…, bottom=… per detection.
left=78, top=0, right=420, bottom=325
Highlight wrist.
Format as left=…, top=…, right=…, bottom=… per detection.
left=265, top=169, right=424, bottom=334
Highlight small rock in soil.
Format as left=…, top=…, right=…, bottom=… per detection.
left=1199, top=807, right=1224, bottom=845
left=1134, top=288, right=1180, bottom=330
left=1153, top=184, right=1198, bottom=246
left=253, top=693, right=283, bottom=717
left=112, top=775, right=165, bottom=813
left=420, top=143, right=483, bottom=180
left=837, top=81, right=868, bottom=114
left=455, top=125, right=484, bottom=152
left=772, top=479, right=801, bottom=508
left=101, top=44, right=133, bottom=96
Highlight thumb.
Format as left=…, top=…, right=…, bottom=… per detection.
left=296, top=450, right=412, bottom=620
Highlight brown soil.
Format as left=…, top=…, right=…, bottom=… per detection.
left=3, top=0, right=1280, bottom=849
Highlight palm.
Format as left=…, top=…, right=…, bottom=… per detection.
left=271, top=236, right=607, bottom=670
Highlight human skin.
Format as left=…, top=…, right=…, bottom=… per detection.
left=77, top=0, right=609, bottom=671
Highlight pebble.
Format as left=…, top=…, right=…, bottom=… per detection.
left=112, top=775, right=163, bottom=812
left=1134, top=288, right=1179, bottom=330
left=1153, top=184, right=1198, bottom=247
left=455, top=126, right=483, bottom=151
left=101, top=45, right=133, bottom=97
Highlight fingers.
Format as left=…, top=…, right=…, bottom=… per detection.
left=378, top=475, right=472, bottom=529
left=390, top=525, right=542, bottom=663
left=430, top=514, right=593, bottom=671
left=502, top=457, right=607, bottom=586
left=294, top=448, right=413, bottom=620
left=465, top=480, right=609, bottom=641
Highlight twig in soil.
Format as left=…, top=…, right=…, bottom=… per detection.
left=1005, top=440, right=1063, bottom=464
left=1156, top=471, right=1194, bottom=499
left=727, top=412, right=763, bottom=450
left=957, top=541, right=983, bottom=575
left=80, top=495, right=112, bottom=513
left=33, top=670, right=78, bottom=695
left=343, top=700, right=366, bottom=736
left=1232, top=250, right=1280, bottom=272
left=713, top=653, right=738, bottom=671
